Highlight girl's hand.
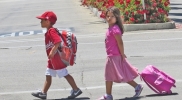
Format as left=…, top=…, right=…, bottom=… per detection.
left=121, top=54, right=127, bottom=60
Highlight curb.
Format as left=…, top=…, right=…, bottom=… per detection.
left=123, top=22, right=176, bottom=31
left=88, top=6, right=106, bottom=23
left=85, top=5, right=176, bottom=31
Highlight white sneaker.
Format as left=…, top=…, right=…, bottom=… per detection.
left=133, top=84, right=143, bottom=97
left=98, top=95, right=113, bottom=100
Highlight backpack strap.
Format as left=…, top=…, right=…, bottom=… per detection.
left=54, top=28, right=66, bottom=44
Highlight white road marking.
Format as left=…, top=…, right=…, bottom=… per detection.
left=1, top=28, right=182, bottom=38
left=0, top=79, right=181, bottom=95
left=1, top=29, right=182, bottom=43
left=0, top=0, right=22, bottom=3
left=0, top=45, right=44, bottom=48
left=0, top=28, right=69, bottom=38
left=0, top=38, right=44, bottom=43
left=0, top=37, right=182, bottom=49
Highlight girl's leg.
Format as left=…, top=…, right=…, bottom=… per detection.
left=64, top=74, right=78, bottom=90
left=42, top=75, right=52, bottom=93
left=127, top=80, right=143, bottom=97
left=106, top=81, right=113, bottom=95
left=127, top=80, right=138, bottom=88
left=98, top=81, right=113, bottom=100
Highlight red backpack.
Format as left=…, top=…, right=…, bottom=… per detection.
left=55, top=28, right=77, bottom=66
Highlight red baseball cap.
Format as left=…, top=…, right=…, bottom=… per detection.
left=36, top=11, right=57, bottom=24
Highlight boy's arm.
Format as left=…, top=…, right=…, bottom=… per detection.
left=48, top=42, right=61, bottom=59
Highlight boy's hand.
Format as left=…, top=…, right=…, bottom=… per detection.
left=48, top=42, right=61, bottom=59
left=48, top=52, right=54, bottom=59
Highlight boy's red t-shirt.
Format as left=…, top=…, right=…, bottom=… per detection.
left=45, top=28, right=66, bottom=70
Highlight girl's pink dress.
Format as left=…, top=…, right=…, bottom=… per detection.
left=105, top=56, right=138, bottom=83
left=105, top=24, right=138, bottom=83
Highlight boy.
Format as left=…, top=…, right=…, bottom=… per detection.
left=32, top=11, right=82, bottom=99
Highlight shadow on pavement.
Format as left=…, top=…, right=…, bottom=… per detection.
left=170, top=7, right=182, bottom=10
left=145, top=92, right=179, bottom=97
left=117, top=96, right=146, bottom=100
left=170, top=18, right=182, bottom=23
left=169, top=13, right=182, bottom=23
left=55, top=97, right=90, bottom=100
left=34, top=97, right=90, bottom=100
left=169, top=13, right=182, bottom=16
left=170, top=3, right=182, bottom=9
left=117, top=93, right=178, bottom=100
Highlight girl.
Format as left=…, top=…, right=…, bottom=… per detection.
left=98, top=7, right=143, bottom=100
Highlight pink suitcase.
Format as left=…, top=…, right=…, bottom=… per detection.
left=140, top=65, right=176, bottom=94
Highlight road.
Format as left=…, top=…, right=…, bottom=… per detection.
left=169, top=0, right=182, bottom=29
left=0, top=0, right=182, bottom=100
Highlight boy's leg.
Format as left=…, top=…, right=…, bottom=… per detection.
left=64, top=74, right=82, bottom=99
left=32, top=67, right=55, bottom=99
left=64, top=74, right=78, bottom=90
left=31, top=75, right=52, bottom=99
left=42, top=75, right=52, bottom=93
left=56, top=68, right=82, bottom=99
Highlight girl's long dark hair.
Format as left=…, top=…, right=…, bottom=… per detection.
left=106, top=6, right=124, bottom=34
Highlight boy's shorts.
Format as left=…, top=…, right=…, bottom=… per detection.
left=45, top=68, right=68, bottom=78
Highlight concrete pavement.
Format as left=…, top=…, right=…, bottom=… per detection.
left=0, top=0, right=182, bottom=100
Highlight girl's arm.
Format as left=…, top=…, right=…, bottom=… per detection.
left=114, top=34, right=126, bottom=59
left=48, top=42, right=61, bottom=59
